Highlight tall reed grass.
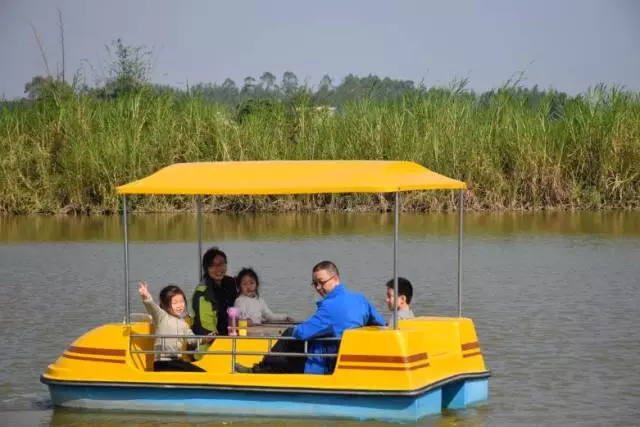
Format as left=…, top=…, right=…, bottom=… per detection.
left=1, top=87, right=638, bottom=214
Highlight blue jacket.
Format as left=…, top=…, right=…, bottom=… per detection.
left=292, top=284, right=386, bottom=374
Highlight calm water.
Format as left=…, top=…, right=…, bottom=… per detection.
left=0, top=212, right=638, bottom=426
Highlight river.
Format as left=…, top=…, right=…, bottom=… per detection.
left=1, top=212, right=638, bottom=426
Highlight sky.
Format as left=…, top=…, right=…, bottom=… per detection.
left=1, top=0, right=639, bottom=99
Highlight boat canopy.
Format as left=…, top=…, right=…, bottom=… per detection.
left=116, top=160, right=466, bottom=196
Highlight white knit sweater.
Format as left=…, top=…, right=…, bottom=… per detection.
left=142, top=297, right=198, bottom=361
left=233, top=294, right=288, bottom=324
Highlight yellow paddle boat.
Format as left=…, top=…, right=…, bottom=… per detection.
left=41, top=160, right=490, bottom=422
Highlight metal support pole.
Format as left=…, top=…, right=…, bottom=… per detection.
left=457, top=189, right=464, bottom=317
left=196, top=196, right=203, bottom=282
left=231, top=337, right=237, bottom=373
left=122, top=196, right=131, bottom=324
left=392, top=191, right=400, bottom=330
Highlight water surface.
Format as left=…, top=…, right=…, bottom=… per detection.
left=1, top=212, right=638, bottom=426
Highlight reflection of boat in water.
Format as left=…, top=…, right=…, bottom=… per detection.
left=41, top=161, right=490, bottom=423
left=48, top=405, right=491, bottom=427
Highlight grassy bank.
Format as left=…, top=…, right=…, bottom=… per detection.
left=1, top=87, right=639, bottom=214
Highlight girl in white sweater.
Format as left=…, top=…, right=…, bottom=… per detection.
left=233, top=268, right=294, bottom=325
left=138, top=281, right=210, bottom=372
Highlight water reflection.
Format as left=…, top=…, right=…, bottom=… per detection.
left=1, top=211, right=637, bottom=242
left=46, top=406, right=490, bottom=427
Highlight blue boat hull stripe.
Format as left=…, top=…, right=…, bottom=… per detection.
left=45, top=377, right=490, bottom=422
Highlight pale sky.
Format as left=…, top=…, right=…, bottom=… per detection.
left=1, top=0, right=639, bottom=99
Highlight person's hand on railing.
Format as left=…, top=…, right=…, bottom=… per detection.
left=200, top=331, right=217, bottom=345
left=138, top=281, right=152, bottom=300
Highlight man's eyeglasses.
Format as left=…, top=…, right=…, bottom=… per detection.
left=311, top=275, right=335, bottom=288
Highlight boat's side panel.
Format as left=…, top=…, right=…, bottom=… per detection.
left=47, top=383, right=443, bottom=423
left=334, top=316, right=488, bottom=391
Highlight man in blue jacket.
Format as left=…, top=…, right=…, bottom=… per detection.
left=236, top=260, right=385, bottom=374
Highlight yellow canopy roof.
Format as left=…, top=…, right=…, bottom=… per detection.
left=115, top=160, right=466, bottom=195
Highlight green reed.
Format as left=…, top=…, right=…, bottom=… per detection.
left=1, top=87, right=638, bottom=214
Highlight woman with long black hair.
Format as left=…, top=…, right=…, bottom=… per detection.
left=191, top=247, right=238, bottom=336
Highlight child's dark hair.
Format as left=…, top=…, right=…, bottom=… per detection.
left=159, top=285, right=187, bottom=312
left=236, top=267, right=260, bottom=297
left=202, top=246, right=227, bottom=279
left=385, top=277, right=413, bottom=304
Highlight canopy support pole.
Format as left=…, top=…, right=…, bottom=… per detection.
left=196, top=196, right=203, bottom=282
left=392, top=191, right=400, bottom=330
left=122, top=195, right=131, bottom=324
left=457, top=189, right=464, bottom=317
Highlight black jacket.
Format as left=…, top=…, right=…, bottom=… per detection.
left=191, top=275, right=238, bottom=336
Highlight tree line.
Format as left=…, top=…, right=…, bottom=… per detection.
left=8, top=38, right=589, bottom=122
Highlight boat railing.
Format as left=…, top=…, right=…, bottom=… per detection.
left=129, top=333, right=340, bottom=373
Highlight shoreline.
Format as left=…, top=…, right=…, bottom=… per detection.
left=2, top=204, right=639, bottom=217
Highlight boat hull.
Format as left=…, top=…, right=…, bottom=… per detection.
left=42, top=317, right=491, bottom=422
left=45, top=377, right=488, bottom=423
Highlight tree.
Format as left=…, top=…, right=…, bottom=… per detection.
left=282, top=71, right=298, bottom=97
left=100, top=38, right=152, bottom=98
left=24, top=75, right=55, bottom=100
left=315, top=74, right=334, bottom=104
left=241, top=76, right=256, bottom=96
left=24, top=75, right=74, bottom=102
left=319, top=74, right=332, bottom=89
left=259, top=72, right=276, bottom=91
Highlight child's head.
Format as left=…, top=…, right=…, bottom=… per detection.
left=159, top=285, right=188, bottom=317
left=385, top=277, right=413, bottom=311
left=202, top=247, right=228, bottom=282
left=236, top=267, right=260, bottom=297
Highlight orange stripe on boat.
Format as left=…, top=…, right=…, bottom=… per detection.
left=67, top=346, right=126, bottom=357
left=340, top=362, right=430, bottom=371
left=63, top=353, right=126, bottom=364
left=340, top=353, right=428, bottom=364
left=462, top=351, right=483, bottom=359
left=461, top=342, right=480, bottom=351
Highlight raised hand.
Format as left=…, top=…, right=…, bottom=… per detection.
left=138, top=281, right=152, bottom=300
